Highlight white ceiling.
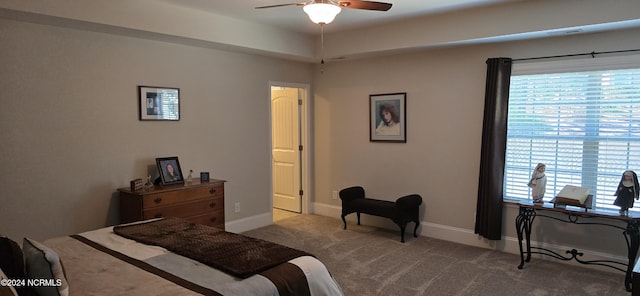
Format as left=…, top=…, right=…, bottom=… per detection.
left=2, top=0, right=640, bottom=62
left=158, top=0, right=523, bottom=34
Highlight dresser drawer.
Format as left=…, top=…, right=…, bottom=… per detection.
left=142, top=184, right=224, bottom=208
left=186, top=211, right=225, bottom=229
left=142, top=197, right=223, bottom=220
left=118, top=179, right=226, bottom=227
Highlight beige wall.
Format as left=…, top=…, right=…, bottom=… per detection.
left=313, top=27, right=640, bottom=257
left=3, top=12, right=640, bottom=261
left=0, top=18, right=312, bottom=241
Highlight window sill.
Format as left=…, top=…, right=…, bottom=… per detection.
left=503, top=198, right=522, bottom=206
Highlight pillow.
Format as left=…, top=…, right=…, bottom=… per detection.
left=0, top=236, right=25, bottom=281
left=0, top=267, right=19, bottom=296
left=22, top=238, right=69, bottom=296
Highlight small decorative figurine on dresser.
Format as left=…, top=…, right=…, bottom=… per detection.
left=614, top=170, right=639, bottom=216
left=527, top=163, right=547, bottom=203
left=187, top=170, right=193, bottom=184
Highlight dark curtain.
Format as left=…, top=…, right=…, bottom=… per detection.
left=474, top=57, right=513, bottom=240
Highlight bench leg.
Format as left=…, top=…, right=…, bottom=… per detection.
left=399, top=223, right=407, bottom=243
left=341, top=214, right=347, bottom=230
left=357, top=212, right=361, bottom=225
left=413, top=221, right=419, bottom=238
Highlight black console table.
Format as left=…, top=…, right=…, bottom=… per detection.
left=516, top=201, right=640, bottom=292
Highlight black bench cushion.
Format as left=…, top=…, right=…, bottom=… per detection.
left=351, top=198, right=396, bottom=219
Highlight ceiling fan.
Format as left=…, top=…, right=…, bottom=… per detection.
left=256, top=0, right=392, bottom=24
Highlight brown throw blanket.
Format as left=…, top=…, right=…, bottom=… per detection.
left=113, top=218, right=312, bottom=279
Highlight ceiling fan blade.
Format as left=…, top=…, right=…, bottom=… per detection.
left=255, top=2, right=306, bottom=9
left=338, top=0, right=392, bottom=11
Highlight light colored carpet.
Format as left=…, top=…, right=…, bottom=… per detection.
left=273, top=208, right=300, bottom=223
left=243, top=214, right=630, bottom=296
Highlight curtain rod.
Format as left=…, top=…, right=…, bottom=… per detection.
left=513, top=48, right=640, bottom=62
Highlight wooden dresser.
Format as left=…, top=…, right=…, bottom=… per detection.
left=118, top=179, right=226, bottom=229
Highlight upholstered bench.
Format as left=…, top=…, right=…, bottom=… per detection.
left=339, top=186, right=422, bottom=243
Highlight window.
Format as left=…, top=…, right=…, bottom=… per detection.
left=504, top=55, right=640, bottom=211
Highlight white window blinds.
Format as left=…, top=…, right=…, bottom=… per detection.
left=504, top=55, right=640, bottom=211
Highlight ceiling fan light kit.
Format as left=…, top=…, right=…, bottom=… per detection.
left=256, top=1, right=392, bottom=24
left=255, top=0, right=393, bottom=66
left=303, top=2, right=342, bottom=24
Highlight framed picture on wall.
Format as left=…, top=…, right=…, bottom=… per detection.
left=139, top=86, right=180, bottom=121
left=155, top=156, right=184, bottom=185
left=370, top=92, right=407, bottom=142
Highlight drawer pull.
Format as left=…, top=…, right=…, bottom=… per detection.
left=154, top=213, right=163, bottom=218
left=154, top=197, right=162, bottom=204
left=209, top=188, right=217, bottom=194
left=209, top=202, right=216, bottom=208
left=210, top=217, right=217, bottom=223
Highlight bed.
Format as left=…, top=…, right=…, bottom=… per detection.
left=1, top=218, right=343, bottom=296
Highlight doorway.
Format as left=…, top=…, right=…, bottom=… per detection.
left=270, top=83, right=310, bottom=222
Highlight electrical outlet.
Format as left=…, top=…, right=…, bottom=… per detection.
left=332, top=190, right=338, bottom=200
left=234, top=202, right=240, bottom=213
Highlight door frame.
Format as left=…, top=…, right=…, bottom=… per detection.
left=268, top=81, right=311, bottom=216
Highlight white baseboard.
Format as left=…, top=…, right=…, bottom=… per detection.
left=312, top=202, right=341, bottom=218
left=312, top=202, right=628, bottom=272
left=225, top=212, right=272, bottom=234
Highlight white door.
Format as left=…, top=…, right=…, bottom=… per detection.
left=271, top=87, right=301, bottom=213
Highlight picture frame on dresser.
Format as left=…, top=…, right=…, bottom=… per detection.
left=156, top=156, right=184, bottom=185
left=200, top=172, right=210, bottom=182
left=139, top=85, right=180, bottom=121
